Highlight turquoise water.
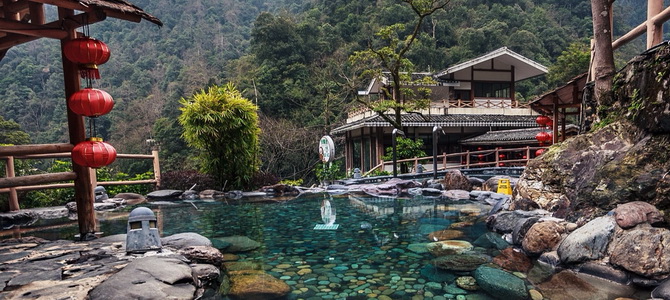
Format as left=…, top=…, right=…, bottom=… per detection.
left=5, top=194, right=502, bottom=299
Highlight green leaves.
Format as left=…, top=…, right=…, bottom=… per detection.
left=178, top=83, right=261, bottom=189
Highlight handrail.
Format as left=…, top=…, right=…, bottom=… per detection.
left=0, top=147, right=161, bottom=211
left=348, top=98, right=532, bottom=119
left=363, top=146, right=545, bottom=177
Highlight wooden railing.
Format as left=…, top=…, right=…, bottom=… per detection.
left=363, top=146, right=546, bottom=177
left=0, top=143, right=160, bottom=211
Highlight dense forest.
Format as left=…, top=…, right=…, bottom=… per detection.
left=0, top=0, right=666, bottom=187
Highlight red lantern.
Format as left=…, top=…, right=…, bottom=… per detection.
left=535, top=132, right=551, bottom=143
left=535, top=149, right=546, bottom=156
left=71, top=138, right=117, bottom=168
left=63, top=37, right=111, bottom=79
left=68, top=88, right=114, bottom=117
left=498, top=154, right=506, bottom=159
left=536, top=115, right=550, bottom=126
left=478, top=154, right=484, bottom=160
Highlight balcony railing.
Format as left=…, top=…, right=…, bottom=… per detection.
left=348, top=99, right=531, bottom=119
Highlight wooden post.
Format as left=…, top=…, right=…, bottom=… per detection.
left=5, top=157, right=19, bottom=211
left=648, top=0, right=664, bottom=48
left=59, top=8, right=96, bottom=240
left=152, top=149, right=161, bottom=189
left=464, top=151, right=469, bottom=168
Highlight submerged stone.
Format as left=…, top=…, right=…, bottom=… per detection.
left=473, top=266, right=528, bottom=300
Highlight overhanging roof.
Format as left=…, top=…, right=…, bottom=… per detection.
left=460, top=124, right=578, bottom=145
left=331, top=114, right=538, bottom=135
left=0, top=0, right=161, bottom=60
left=530, top=72, right=587, bottom=115
left=435, top=47, right=548, bottom=81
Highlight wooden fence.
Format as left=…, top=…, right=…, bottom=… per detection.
left=0, top=143, right=160, bottom=211
left=363, top=146, right=546, bottom=177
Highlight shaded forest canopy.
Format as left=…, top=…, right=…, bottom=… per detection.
left=0, top=0, right=666, bottom=180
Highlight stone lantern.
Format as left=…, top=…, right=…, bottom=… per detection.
left=126, top=207, right=162, bottom=253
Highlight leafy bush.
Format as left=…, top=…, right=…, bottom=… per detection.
left=248, top=171, right=279, bottom=190
left=279, top=178, right=303, bottom=186
left=315, top=160, right=344, bottom=182
left=160, top=170, right=219, bottom=191
left=381, top=137, right=427, bottom=174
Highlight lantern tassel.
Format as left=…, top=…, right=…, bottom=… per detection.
left=80, top=64, right=101, bottom=79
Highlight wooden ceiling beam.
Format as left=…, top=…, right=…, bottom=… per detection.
left=0, top=10, right=105, bottom=50
left=0, top=18, right=67, bottom=39
left=28, top=0, right=89, bottom=12
left=2, top=0, right=30, bottom=14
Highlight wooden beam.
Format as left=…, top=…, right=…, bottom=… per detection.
left=0, top=172, right=76, bottom=189
left=648, top=0, right=664, bottom=48
left=30, top=0, right=89, bottom=11
left=0, top=18, right=68, bottom=39
left=0, top=143, right=74, bottom=156
left=104, top=9, right=141, bottom=23
left=28, top=2, right=44, bottom=25
left=0, top=10, right=105, bottom=51
left=2, top=0, right=29, bottom=13
left=2, top=0, right=20, bottom=20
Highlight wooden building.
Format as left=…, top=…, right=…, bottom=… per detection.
left=332, top=47, right=548, bottom=173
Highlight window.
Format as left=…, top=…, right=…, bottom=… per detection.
left=453, top=90, right=471, bottom=100
left=474, top=82, right=511, bottom=98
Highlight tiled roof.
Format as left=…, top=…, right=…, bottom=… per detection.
left=330, top=114, right=538, bottom=134
left=460, top=124, right=579, bottom=145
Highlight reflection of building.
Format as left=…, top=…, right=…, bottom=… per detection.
left=349, top=195, right=492, bottom=221
left=332, top=47, right=548, bottom=173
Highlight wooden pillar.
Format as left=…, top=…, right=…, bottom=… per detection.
left=4, top=157, right=19, bottom=211
left=59, top=8, right=96, bottom=239
left=152, top=150, right=161, bottom=189
left=561, top=108, right=567, bottom=142
left=648, top=0, right=664, bottom=48
left=552, top=97, right=559, bottom=144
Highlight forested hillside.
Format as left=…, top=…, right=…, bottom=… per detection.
left=0, top=0, right=662, bottom=181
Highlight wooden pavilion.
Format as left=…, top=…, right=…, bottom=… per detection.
left=0, top=0, right=161, bottom=239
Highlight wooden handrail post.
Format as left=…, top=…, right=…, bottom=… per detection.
left=5, top=156, right=19, bottom=211
left=152, top=149, right=161, bottom=189
left=465, top=150, right=470, bottom=168
left=526, top=146, right=531, bottom=165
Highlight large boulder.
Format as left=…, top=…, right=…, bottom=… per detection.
left=426, top=240, right=473, bottom=256
left=557, top=216, right=616, bottom=264
left=609, top=225, right=670, bottom=279
left=162, top=232, right=212, bottom=249
left=473, top=266, right=528, bottom=300
left=226, top=272, right=291, bottom=300
left=146, top=189, right=184, bottom=200
left=613, top=201, right=664, bottom=229
left=432, top=253, right=491, bottom=271
left=178, top=246, right=223, bottom=266
left=521, top=220, right=565, bottom=255
left=441, top=169, right=472, bottom=191
left=492, top=247, right=533, bottom=273
left=88, top=256, right=195, bottom=300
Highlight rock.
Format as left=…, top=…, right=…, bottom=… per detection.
left=146, top=189, right=184, bottom=200
left=486, top=210, right=550, bottom=234
left=482, top=176, right=517, bottom=192
left=521, top=220, right=564, bottom=255
left=408, top=243, right=430, bottom=254
left=227, top=272, right=291, bottom=300
left=0, top=210, right=39, bottom=229
left=212, top=239, right=232, bottom=251
left=652, top=278, right=670, bottom=299
left=557, top=216, right=616, bottom=264
left=259, top=183, right=299, bottom=196
left=613, top=201, right=664, bottom=229
left=162, top=232, right=212, bottom=249
left=577, top=262, right=630, bottom=285
left=455, top=276, right=478, bottom=291
left=214, top=236, right=261, bottom=252
left=181, top=190, right=199, bottom=199
left=529, top=289, right=543, bottom=300
left=428, top=229, right=464, bottom=241
left=492, top=248, right=532, bottom=273
left=473, top=266, right=528, bottom=300
left=426, top=240, right=473, bottom=256
left=443, top=189, right=471, bottom=201
left=420, top=264, right=456, bottom=283
left=536, top=270, right=607, bottom=300
left=511, top=217, right=540, bottom=245
left=199, top=189, right=226, bottom=199
left=178, top=245, right=223, bottom=266
left=113, top=192, right=146, bottom=205
left=441, top=170, right=472, bottom=191
left=538, top=251, right=561, bottom=267
left=89, top=256, right=195, bottom=300
left=609, top=225, right=670, bottom=279
left=468, top=176, right=486, bottom=188
left=191, top=263, right=221, bottom=288
left=473, top=232, right=509, bottom=250
left=433, top=253, right=491, bottom=271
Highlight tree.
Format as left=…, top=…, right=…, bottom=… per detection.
left=178, top=83, right=260, bottom=189
left=547, top=41, right=590, bottom=88
left=0, top=116, right=30, bottom=145
left=381, top=137, right=426, bottom=174
left=350, top=0, right=451, bottom=130
left=591, top=0, right=616, bottom=107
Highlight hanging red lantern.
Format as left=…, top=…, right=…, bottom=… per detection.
left=68, top=88, right=114, bottom=117
left=535, top=149, right=546, bottom=156
left=71, top=138, right=117, bottom=168
left=535, top=131, right=551, bottom=143
left=498, top=154, right=506, bottom=159
left=536, top=115, right=550, bottom=126
left=545, top=120, right=553, bottom=129
left=477, top=154, right=484, bottom=160
left=63, top=37, right=111, bottom=79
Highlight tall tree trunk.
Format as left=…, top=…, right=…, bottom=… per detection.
left=591, top=0, right=616, bottom=107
